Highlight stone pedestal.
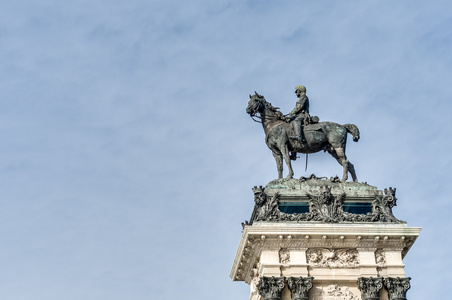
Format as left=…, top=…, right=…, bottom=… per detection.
left=230, top=179, right=420, bottom=300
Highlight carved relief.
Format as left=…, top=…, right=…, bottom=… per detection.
left=375, top=250, right=386, bottom=267
left=250, top=261, right=261, bottom=299
left=287, top=277, right=313, bottom=300
left=307, top=249, right=322, bottom=264
left=384, top=277, right=411, bottom=300
left=253, top=186, right=280, bottom=222
left=279, top=248, right=290, bottom=265
left=306, top=248, right=359, bottom=268
left=369, top=187, right=400, bottom=222
left=257, top=276, right=285, bottom=300
left=307, top=186, right=346, bottom=223
left=311, top=284, right=359, bottom=300
left=253, top=186, right=267, bottom=206
left=358, top=277, right=383, bottom=300
left=251, top=185, right=404, bottom=223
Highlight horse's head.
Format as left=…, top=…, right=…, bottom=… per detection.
left=246, top=92, right=266, bottom=117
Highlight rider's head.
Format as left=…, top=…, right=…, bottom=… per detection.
left=295, top=85, right=306, bottom=96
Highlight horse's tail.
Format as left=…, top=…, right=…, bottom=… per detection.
left=344, top=123, right=360, bottom=142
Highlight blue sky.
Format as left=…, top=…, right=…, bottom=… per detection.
left=0, top=1, right=451, bottom=299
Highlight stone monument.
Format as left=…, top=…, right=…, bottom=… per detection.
left=231, top=86, right=420, bottom=300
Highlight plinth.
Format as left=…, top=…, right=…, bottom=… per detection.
left=230, top=178, right=420, bottom=300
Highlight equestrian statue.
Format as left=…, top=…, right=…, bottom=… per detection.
left=246, top=85, right=360, bottom=182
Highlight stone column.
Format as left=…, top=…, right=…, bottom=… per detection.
left=257, top=276, right=285, bottom=300
left=358, top=277, right=383, bottom=300
left=287, top=277, right=313, bottom=300
left=384, top=277, right=411, bottom=300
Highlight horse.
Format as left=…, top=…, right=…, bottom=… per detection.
left=246, top=92, right=360, bottom=182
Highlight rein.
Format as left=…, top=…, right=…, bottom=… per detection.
left=250, top=114, right=280, bottom=122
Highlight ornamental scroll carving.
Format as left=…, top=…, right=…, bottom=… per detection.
left=250, top=261, right=261, bottom=299
left=253, top=186, right=280, bottom=222
left=384, top=277, right=411, bottom=300
left=358, top=277, right=383, bottom=300
left=311, top=284, right=359, bottom=300
left=375, top=250, right=386, bottom=267
left=279, top=248, right=290, bottom=265
left=287, top=277, right=313, bottom=300
left=257, top=276, right=285, bottom=300
left=251, top=185, right=404, bottom=223
left=306, top=248, right=359, bottom=268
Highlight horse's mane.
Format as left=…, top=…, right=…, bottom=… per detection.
left=266, top=101, right=279, bottom=112
left=255, top=92, right=283, bottom=116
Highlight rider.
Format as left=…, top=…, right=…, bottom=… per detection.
left=288, top=85, right=310, bottom=142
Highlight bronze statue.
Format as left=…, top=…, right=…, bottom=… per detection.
left=288, top=85, right=310, bottom=142
left=246, top=90, right=359, bottom=181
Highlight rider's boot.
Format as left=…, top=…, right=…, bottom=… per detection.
left=289, top=125, right=305, bottom=142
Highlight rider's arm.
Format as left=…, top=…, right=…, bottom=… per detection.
left=289, top=99, right=305, bottom=117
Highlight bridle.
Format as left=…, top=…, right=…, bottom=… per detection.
left=248, top=98, right=289, bottom=123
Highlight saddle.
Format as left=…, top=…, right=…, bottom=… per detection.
left=288, top=115, right=320, bottom=133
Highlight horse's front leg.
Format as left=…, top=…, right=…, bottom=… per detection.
left=281, top=146, right=294, bottom=179
left=335, top=147, right=349, bottom=182
left=272, top=151, right=283, bottom=179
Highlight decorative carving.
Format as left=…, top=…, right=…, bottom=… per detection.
left=250, top=262, right=261, bottom=299
left=306, top=248, right=359, bottom=268
left=241, top=220, right=250, bottom=229
left=279, top=248, right=290, bottom=265
left=368, top=187, right=400, bottom=222
left=330, top=175, right=342, bottom=183
left=375, top=250, right=386, bottom=267
left=384, top=277, right=411, bottom=300
left=253, top=185, right=267, bottom=205
left=253, top=186, right=280, bottom=222
left=299, top=174, right=341, bottom=183
left=251, top=185, right=404, bottom=223
left=287, top=277, right=313, bottom=300
left=307, top=186, right=346, bottom=223
left=402, top=239, right=414, bottom=258
left=257, top=276, right=285, bottom=300
left=311, top=284, right=359, bottom=300
left=358, top=277, right=383, bottom=300
left=300, top=174, right=327, bottom=182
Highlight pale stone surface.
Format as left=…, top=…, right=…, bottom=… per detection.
left=310, top=282, right=361, bottom=300
left=230, top=223, right=420, bottom=299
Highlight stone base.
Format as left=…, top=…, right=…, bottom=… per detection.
left=231, top=223, right=419, bottom=300
left=231, top=179, right=420, bottom=300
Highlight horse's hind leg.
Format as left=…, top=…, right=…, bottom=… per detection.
left=348, top=161, right=358, bottom=182
left=328, top=147, right=349, bottom=182
left=272, top=151, right=283, bottom=179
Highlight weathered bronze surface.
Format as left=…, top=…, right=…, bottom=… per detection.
left=384, top=277, right=411, bottom=300
left=257, top=276, right=285, bottom=300
left=249, top=182, right=403, bottom=224
left=246, top=89, right=359, bottom=181
left=358, top=277, right=384, bottom=300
